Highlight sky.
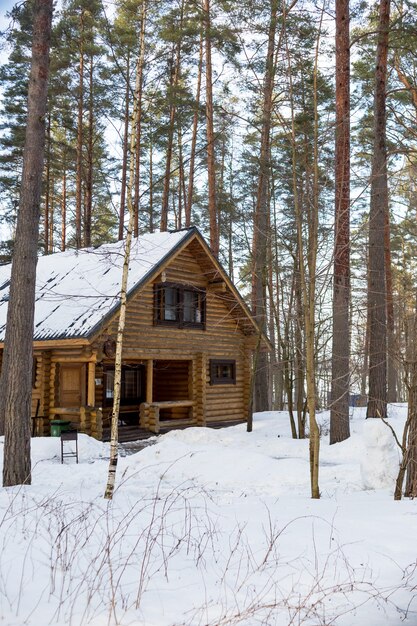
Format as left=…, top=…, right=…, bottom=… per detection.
left=0, top=0, right=16, bottom=62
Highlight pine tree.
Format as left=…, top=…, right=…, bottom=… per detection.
left=0, top=0, right=53, bottom=486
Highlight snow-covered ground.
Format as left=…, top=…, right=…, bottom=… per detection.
left=0, top=405, right=416, bottom=626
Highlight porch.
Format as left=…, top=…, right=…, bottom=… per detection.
left=43, top=355, right=207, bottom=438
left=105, top=358, right=204, bottom=434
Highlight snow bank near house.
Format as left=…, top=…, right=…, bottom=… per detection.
left=0, top=405, right=415, bottom=626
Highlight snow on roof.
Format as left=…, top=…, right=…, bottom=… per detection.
left=0, top=229, right=193, bottom=342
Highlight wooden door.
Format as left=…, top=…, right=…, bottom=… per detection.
left=59, top=365, right=84, bottom=407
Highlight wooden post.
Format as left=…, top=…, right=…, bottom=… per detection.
left=195, top=353, right=207, bottom=426
left=139, top=402, right=149, bottom=429
left=146, top=359, right=153, bottom=403
left=87, top=361, right=95, bottom=406
left=42, top=351, right=51, bottom=435
left=148, top=405, right=160, bottom=434
left=80, top=406, right=87, bottom=433
left=243, top=347, right=252, bottom=423
left=49, top=361, right=57, bottom=434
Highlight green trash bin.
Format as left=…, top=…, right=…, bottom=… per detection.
left=50, top=420, right=72, bottom=437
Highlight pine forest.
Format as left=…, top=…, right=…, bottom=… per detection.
left=2, top=0, right=417, bottom=484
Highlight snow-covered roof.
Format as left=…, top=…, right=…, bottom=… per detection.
left=0, top=229, right=194, bottom=342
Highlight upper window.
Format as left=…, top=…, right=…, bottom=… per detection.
left=210, top=359, right=236, bottom=385
left=154, top=283, right=206, bottom=329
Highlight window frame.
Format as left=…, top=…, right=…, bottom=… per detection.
left=209, top=359, right=236, bottom=385
left=154, top=282, right=206, bottom=330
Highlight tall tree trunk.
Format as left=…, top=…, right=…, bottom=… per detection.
left=44, top=113, right=51, bottom=253
left=149, top=135, right=154, bottom=232
left=161, top=1, right=183, bottom=231
left=186, top=34, right=203, bottom=228
left=271, top=184, right=284, bottom=411
left=203, top=0, right=219, bottom=256
left=360, top=271, right=370, bottom=400
left=84, top=52, right=94, bottom=248
left=405, top=371, right=417, bottom=497
left=251, top=0, right=278, bottom=416
left=160, top=54, right=178, bottom=231
left=75, top=9, right=84, bottom=249
left=0, top=0, right=53, bottom=486
left=49, top=176, right=54, bottom=250
left=330, top=0, right=351, bottom=443
left=133, top=2, right=147, bottom=238
left=61, top=161, right=67, bottom=252
left=119, top=51, right=130, bottom=241
left=385, top=207, right=396, bottom=402
left=367, top=0, right=390, bottom=420
left=395, top=295, right=417, bottom=499
left=177, top=125, right=186, bottom=228
left=294, top=254, right=306, bottom=438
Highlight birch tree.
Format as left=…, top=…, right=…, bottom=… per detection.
left=104, top=8, right=145, bottom=499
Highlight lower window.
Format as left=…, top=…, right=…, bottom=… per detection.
left=210, top=359, right=236, bottom=385
left=104, top=365, right=145, bottom=406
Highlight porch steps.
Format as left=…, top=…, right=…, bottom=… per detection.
left=102, top=418, right=246, bottom=443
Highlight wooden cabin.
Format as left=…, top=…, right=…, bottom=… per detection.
left=0, top=228, right=268, bottom=440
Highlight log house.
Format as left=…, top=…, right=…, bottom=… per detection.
left=0, top=228, right=269, bottom=439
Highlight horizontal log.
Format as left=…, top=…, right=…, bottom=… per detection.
left=51, top=356, right=97, bottom=363
left=206, top=406, right=243, bottom=414
left=205, top=411, right=245, bottom=419
left=149, top=400, right=195, bottom=409
left=206, top=395, right=244, bottom=404
left=159, top=418, right=197, bottom=428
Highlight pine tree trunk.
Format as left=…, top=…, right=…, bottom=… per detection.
left=75, top=9, right=84, bottom=249
left=0, top=0, right=53, bottom=486
left=251, top=0, right=278, bottom=415
left=405, top=370, right=417, bottom=497
left=119, top=52, right=130, bottom=241
left=161, top=1, right=183, bottom=232
left=330, top=0, right=351, bottom=443
left=84, top=53, right=93, bottom=248
left=177, top=125, right=186, bottom=229
left=294, top=256, right=306, bottom=438
left=271, top=186, right=284, bottom=411
left=385, top=206, right=396, bottom=402
left=160, top=51, right=178, bottom=231
left=133, top=3, right=147, bottom=238
left=396, top=297, right=417, bottom=498
left=149, top=136, right=154, bottom=232
left=44, top=113, right=51, bottom=253
left=186, top=35, right=203, bottom=228
left=203, top=0, right=219, bottom=256
left=367, top=0, right=390, bottom=420
left=360, top=279, right=370, bottom=399
left=61, top=154, right=67, bottom=252
left=49, top=176, right=54, bottom=250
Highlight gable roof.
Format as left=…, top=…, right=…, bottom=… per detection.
left=0, top=227, right=267, bottom=346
